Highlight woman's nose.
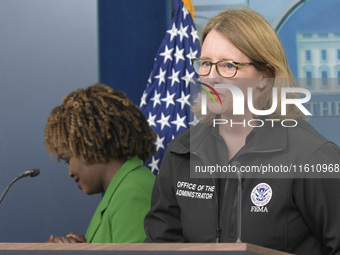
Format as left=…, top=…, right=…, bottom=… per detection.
left=67, top=158, right=76, bottom=178
left=207, top=64, right=220, bottom=78
left=69, top=167, right=75, bottom=178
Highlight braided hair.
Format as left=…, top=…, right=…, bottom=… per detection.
left=44, top=83, right=156, bottom=163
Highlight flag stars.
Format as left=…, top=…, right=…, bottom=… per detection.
left=168, top=68, right=180, bottom=86
left=182, top=6, right=189, bottom=20
left=190, top=26, right=199, bottom=43
left=166, top=23, right=178, bottom=42
left=139, top=3, right=201, bottom=172
left=156, top=113, right=171, bottom=131
left=186, top=47, right=198, bottom=61
left=161, top=91, right=176, bottom=109
left=159, top=45, right=174, bottom=64
left=147, top=112, right=157, bottom=127
left=181, top=69, right=195, bottom=87
left=176, top=91, right=190, bottom=110
left=150, top=90, right=161, bottom=108
left=154, top=135, right=165, bottom=151
left=171, top=114, right=187, bottom=131
left=147, top=72, right=153, bottom=84
left=154, top=68, right=167, bottom=86
left=174, top=46, right=185, bottom=64
left=148, top=156, right=160, bottom=173
left=140, top=90, right=147, bottom=108
left=177, top=23, right=189, bottom=42
left=189, top=114, right=199, bottom=126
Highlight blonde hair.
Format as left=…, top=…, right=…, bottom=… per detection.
left=195, top=8, right=305, bottom=123
left=44, top=83, right=156, bottom=163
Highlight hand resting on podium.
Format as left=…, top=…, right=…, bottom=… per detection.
left=45, top=232, right=86, bottom=243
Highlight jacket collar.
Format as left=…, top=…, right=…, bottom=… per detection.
left=85, top=156, right=143, bottom=242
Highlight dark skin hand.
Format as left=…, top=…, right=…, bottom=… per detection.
left=45, top=232, right=86, bottom=243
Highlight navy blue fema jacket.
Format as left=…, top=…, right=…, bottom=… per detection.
left=144, top=119, right=340, bottom=255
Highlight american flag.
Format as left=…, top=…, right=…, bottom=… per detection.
left=140, top=0, right=200, bottom=174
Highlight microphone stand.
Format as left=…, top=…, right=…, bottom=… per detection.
left=0, top=176, right=24, bottom=204
left=0, top=169, right=40, bottom=204
left=235, top=163, right=242, bottom=243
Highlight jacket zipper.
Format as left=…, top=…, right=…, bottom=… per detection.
left=191, top=151, right=223, bottom=243
left=227, top=149, right=284, bottom=241
left=187, top=129, right=286, bottom=243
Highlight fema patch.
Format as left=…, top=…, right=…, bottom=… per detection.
left=250, top=183, right=272, bottom=206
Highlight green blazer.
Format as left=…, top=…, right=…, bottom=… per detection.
left=85, top=156, right=155, bottom=243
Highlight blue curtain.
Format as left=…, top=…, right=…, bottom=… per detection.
left=98, top=0, right=171, bottom=105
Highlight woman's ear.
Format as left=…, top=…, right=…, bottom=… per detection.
left=264, top=64, right=274, bottom=78
left=260, top=64, right=274, bottom=87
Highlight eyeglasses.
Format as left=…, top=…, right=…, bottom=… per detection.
left=191, top=58, right=254, bottom=78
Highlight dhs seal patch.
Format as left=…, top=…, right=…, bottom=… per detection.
left=250, top=183, right=272, bottom=206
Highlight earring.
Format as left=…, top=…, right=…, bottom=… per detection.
left=259, top=84, right=265, bottom=89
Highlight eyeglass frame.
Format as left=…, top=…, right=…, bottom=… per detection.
left=191, top=58, right=254, bottom=78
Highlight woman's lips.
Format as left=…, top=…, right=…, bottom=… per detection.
left=208, top=91, right=224, bottom=97
left=75, top=178, right=82, bottom=190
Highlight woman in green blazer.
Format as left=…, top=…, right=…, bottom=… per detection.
left=44, top=83, right=156, bottom=243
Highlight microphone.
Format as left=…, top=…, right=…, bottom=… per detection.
left=0, top=168, right=40, bottom=204
left=232, top=161, right=242, bottom=243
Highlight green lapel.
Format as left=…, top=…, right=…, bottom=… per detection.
left=85, top=156, right=143, bottom=242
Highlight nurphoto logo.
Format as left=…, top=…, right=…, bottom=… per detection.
left=199, top=83, right=312, bottom=128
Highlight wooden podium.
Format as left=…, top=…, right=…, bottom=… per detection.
left=0, top=243, right=293, bottom=255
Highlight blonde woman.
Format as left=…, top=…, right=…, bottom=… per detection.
left=144, top=9, right=340, bottom=255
